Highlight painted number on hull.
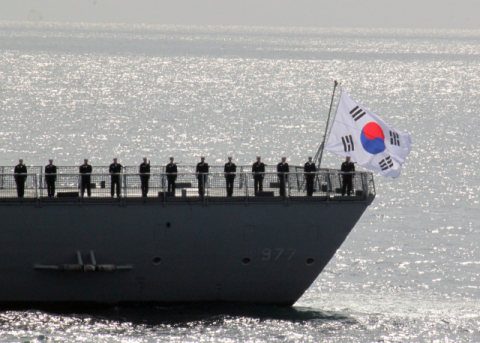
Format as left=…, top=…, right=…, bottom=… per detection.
left=262, top=248, right=296, bottom=261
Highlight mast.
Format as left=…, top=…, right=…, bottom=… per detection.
left=314, top=80, right=339, bottom=169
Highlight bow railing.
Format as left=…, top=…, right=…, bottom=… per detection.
left=0, top=170, right=375, bottom=204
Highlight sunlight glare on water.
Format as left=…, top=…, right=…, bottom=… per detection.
left=0, top=22, right=479, bottom=342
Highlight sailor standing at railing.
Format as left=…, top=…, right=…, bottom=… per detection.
left=252, top=156, right=265, bottom=196
left=304, top=156, right=316, bottom=197
left=224, top=156, right=236, bottom=197
left=109, top=158, right=123, bottom=197
left=139, top=157, right=150, bottom=197
left=341, top=156, right=355, bottom=196
left=45, top=159, right=57, bottom=197
left=166, top=156, right=177, bottom=196
left=14, top=159, right=27, bottom=198
left=79, top=159, right=92, bottom=197
left=196, top=156, right=209, bottom=197
left=277, top=157, right=289, bottom=197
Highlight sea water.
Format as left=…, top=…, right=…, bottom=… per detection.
left=0, top=22, right=478, bottom=342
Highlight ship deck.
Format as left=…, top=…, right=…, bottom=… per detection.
left=0, top=165, right=375, bottom=205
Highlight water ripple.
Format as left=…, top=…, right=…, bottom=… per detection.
left=0, top=22, right=479, bottom=342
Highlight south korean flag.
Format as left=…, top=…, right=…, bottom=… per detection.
left=325, top=91, right=412, bottom=178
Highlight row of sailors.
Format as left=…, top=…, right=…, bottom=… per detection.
left=12, top=156, right=317, bottom=198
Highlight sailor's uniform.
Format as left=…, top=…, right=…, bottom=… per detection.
left=139, top=162, right=150, bottom=196
left=166, top=162, right=178, bottom=195
left=45, top=164, right=57, bottom=197
left=341, top=161, right=355, bottom=196
left=224, top=162, right=237, bottom=197
left=277, top=162, right=289, bottom=196
left=109, top=163, right=123, bottom=197
left=252, top=162, right=265, bottom=195
left=79, top=164, right=92, bottom=197
left=304, top=161, right=316, bottom=196
left=14, top=164, right=27, bottom=198
left=196, top=162, right=209, bottom=196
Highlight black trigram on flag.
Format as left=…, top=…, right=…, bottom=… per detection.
left=390, top=130, right=400, bottom=146
left=349, top=106, right=366, bottom=121
left=341, top=135, right=354, bottom=152
left=379, top=155, right=394, bottom=171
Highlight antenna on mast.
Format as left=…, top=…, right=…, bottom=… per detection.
left=314, top=80, right=339, bottom=169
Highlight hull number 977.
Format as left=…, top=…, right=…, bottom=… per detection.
left=262, top=248, right=296, bottom=261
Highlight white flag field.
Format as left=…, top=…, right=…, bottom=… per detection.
left=325, top=91, right=412, bottom=178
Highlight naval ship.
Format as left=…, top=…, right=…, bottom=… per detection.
left=0, top=163, right=374, bottom=306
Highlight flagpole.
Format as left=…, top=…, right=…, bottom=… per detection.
left=315, top=80, right=339, bottom=169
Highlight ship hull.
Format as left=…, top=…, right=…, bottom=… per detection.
left=0, top=201, right=369, bottom=306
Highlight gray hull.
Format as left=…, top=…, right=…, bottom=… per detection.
left=0, top=200, right=370, bottom=306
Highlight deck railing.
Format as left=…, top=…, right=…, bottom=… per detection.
left=0, top=169, right=375, bottom=204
